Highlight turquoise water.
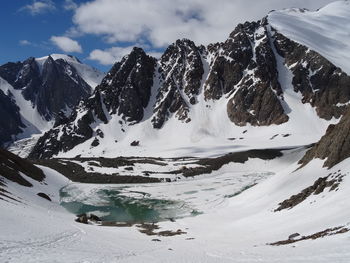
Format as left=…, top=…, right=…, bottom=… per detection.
left=60, top=185, right=199, bottom=223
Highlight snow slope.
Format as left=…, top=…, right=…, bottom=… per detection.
left=0, top=77, right=50, bottom=135
left=1, top=148, right=350, bottom=262
left=268, top=0, right=350, bottom=75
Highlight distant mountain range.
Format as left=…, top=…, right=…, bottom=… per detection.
left=0, top=1, right=349, bottom=167
left=0, top=54, right=104, bottom=147
left=27, top=1, right=350, bottom=162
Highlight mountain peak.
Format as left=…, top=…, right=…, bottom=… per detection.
left=35, top=54, right=81, bottom=68
left=34, top=54, right=104, bottom=88
left=175, top=38, right=195, bottom=46
left=131, top=46, right=146, bottom=54
left=19, top=1, right=350, bottom=159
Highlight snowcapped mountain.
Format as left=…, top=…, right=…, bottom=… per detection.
left=30, top=1, right=350, bottom=159
left=0, top=54, right=104, bottom=148
left=35, top=54, right=104, bottom=88
left=2, top=2, right=350, bottom=262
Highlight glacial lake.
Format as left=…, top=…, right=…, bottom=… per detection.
left=60, top=184, right=200, bottom=223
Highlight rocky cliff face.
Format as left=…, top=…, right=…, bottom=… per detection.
left=0, top=56, right=92, bottom=120
left=98, top=47, right=156, bottom=123
left=29, top=48, right=156, bottom=159
left=273, top=32, right=350, bottom=120
left=300, top=107, right=350, bottom=168
left=223, top=21, right=288, bottom=126
left=0, top=55, right=104, bottom=147
left=152, top=39, right=204, bottom=128
left=29, top=16, right=350, bottom=159
left=0, top=89, right=25, bottom=146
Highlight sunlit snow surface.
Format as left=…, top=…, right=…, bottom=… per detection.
left=1, top=148, right=350, bottom=262
left=268, top=1, right=350, bottom=75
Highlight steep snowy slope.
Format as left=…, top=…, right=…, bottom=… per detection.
left=30, top=1, right=350, bottom=159
left=269, top=0, right=350, bottom=75
left=0, top=77, right=49, bottom=133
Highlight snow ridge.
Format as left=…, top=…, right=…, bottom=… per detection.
left=268, top=0, right=350, bottom=74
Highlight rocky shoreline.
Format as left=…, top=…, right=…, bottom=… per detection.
left=31, top=147, right=295, bottom=184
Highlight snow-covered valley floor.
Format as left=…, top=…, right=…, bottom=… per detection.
left=1, top=146, right=350, bottom=263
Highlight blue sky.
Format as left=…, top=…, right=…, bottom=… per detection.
left=0, top=0, right=117, bottom=71
left=0, top=0, right=336, bottom=72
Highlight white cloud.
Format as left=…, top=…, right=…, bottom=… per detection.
left=71, top=0, right=337, bottom=48
left=50, top=36, right=83, bottom=53
left=147, top=51, right=162, bottom=59
left=88, top=46, right=134, bottom=65
left=64, top=0, right=78, bottom=11
left=19, top=40, right=31, bottom=46
left=20, top=0, right=55, bottom=15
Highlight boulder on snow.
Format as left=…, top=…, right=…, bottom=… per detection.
left=130, top=140, right=140, bottom=146
left=75, top=213, right=88, bottom=224
left=288, top=233, right=300, bottom=240
left=75, top=213, right=102, bottom=224
left=96, top=129, right=104, bottom=138
left=89, top=214, right=102, bottom=222
left=91, top=138, right=100, bottom=147
left=37, top=192, right=51, bottom=201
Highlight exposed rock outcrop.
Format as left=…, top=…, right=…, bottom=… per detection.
left=206, top=20, right=288, bottom=126
left=204, top=23, right=254, bottom=100
left=99, top=47, right=156, bottom=123
left=152, top=39, right=204, bottom=128
left=0, top=89, right=25, bottom=146
left=37, top=192, right=51, bottom=201
left=300, top=108, right=350, bottom=168
left=0, top=148, right=45, bottom=187
left=29, top=48, right=156, bottom=159
left=274, top=32, right=350, bottom=120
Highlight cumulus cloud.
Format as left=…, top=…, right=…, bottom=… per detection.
left=20, top=0, right=55, bottom=15
left=64, top=0, right=78, bottom=11
left=50, top=36, right=83, bottom=53
left=88, top=46, right=134, bottom=65
left=71, top=0, right=336, bottom=48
